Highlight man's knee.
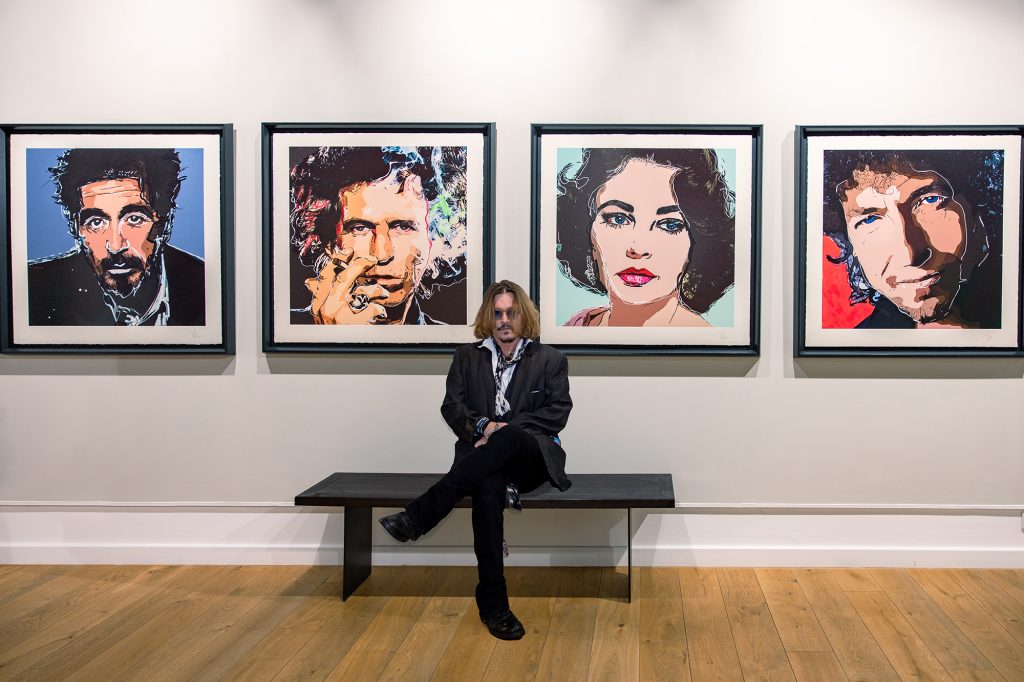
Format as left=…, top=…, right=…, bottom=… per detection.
left=490, top=424, right=527, bottom=444
left=473, top=473, right=506, bottom=507
left=486, top=424, right=531, bottom=459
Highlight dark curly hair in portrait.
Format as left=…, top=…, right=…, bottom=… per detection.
left=556, top=148, right=735, bottom=314
left=822, top=149, right=1004, bottom=326
left=288, top=146, right=468, bottom=310
left=51, top=148, right=183, bottom=242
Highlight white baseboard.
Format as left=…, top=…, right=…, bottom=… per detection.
left=1, top=506, right=1021, bottom=568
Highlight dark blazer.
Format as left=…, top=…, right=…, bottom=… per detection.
left=27, top=246, right=206, bottom=326
left=441, top=340, right=573, bottom=491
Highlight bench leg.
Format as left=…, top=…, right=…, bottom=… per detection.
left=342, top=506, right=372, bottom=600
left=627, top=507, right=633, bottom=603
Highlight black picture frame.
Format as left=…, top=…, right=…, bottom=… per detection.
left=796, top=125, right=1024, bottom=357
left=530, top=123, right=762, bottom=355
left=262, top=122, right=496, bottom=353
left=1, top=123, right=235, bottom=354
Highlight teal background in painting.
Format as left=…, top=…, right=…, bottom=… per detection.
left=553, top=147, right=736, bottom=326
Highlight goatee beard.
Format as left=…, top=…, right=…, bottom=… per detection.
left=98, top=252, right=151, bottom=297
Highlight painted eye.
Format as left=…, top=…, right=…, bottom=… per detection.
left=82, top=217, right=108, bottom=231
left=855, top=214, right=882, bottom=229
left=600, top=212, right=632, bottom=227
left=656, top=218, right=688, bottom=234
left=123, top=212, right=151, bottom=227
left=916, top=194, right=947, bottom=209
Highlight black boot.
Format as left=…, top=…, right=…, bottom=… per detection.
left=481, top=609, right=526, bottom=640
left=379, top=511, right=422, bottom=542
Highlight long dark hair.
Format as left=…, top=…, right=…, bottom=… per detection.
left=556, top=147, right=735, bottom=313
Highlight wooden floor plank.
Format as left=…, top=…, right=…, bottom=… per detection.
left=123, top=565, right=307, bottom=682
left=870, top=568, right=1003, bottom=680
left=62, top=565, right=254, bottom=682
left=949, top=570, right=1024, bottom=646
left=679, top=566, right=717, bottom=600
left=981, top=569, right=1024, bottom=608
left=534, top=567, right=603, bottom=682
left=8, top=565, right=220, bottom=681
left=830, top=568, right=882, bottom=592
left=0, top=565, right=74, bottom=610
left=271, top=582, right=389, bottom=681
left=680, top=568, right=744, bottom=681
left=788, top=651, right=849, bottom=681
left=0, top=564, right=148, bottom=653
left=845, top=590, right=952, bottom=682
left=325, top=566, right=448, bottom=681
left=755, top=569, right=831, bottom=652
left=718, top=568, right=795, bottom=682
left=0, top=564, right=145, bottom=634
left=377, top=567, right=477, bottom=682
left=636, top=568, right=689, bottom=682
left=172, top=566, right=333, bottom=682
left=587, top=567, right=639, bottom=682
left=717, top=568, right=767, bottom=608
left=795, top=568, right=899, bottom=681
left=911, top=569, right=1024, bottom=681
left=0, top=565, right=185, bottom=680
left=481, top=567, right=560, bottom=681
left=219, top=570, right=344, bottom=682
left=429, top=606, right=499, bottom=681
left=1, top=565, right=1021, bottom=681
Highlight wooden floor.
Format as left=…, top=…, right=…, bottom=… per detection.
left=1, top=565, right=1023, bottom=681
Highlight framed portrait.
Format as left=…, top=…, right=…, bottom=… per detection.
left=531, top=124, right=762, bottom=355
left=796, top=126, right=1024, bottom=357
left=1, top=124, right=234, bottom=354
left=262, top=123, right=495, bottom=353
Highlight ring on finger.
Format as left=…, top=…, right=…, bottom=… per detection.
left=349, top=293, right=370, bottom=312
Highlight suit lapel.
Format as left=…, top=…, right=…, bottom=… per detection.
left=476, top=343, right=496, bottom=417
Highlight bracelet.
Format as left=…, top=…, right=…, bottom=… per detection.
left=473, top=417, right=490, bottom=437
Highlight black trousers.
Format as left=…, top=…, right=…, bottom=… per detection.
left=405, top=425, right=548, bottom=618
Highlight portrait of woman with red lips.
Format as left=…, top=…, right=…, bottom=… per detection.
left=556, top=148, right=736, bottom=327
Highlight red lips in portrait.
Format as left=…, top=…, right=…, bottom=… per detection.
left=616, top=267, right=656, bottom=287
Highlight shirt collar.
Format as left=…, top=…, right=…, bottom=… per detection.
left=480, top=336, right=531, bottom=358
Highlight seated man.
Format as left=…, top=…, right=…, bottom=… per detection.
left=379, top=280, right=572, bottom=640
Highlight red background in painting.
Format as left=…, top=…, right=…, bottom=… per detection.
left=821, top=237, right=873, bottom=328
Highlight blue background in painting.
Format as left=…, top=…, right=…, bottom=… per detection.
left=25, top=148, right=205, bottom=261
left=554, top=147, right=736, bottom=327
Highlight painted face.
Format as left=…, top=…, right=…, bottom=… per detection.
left=76, top=178, right=159, bottom=297
left=590, top=160, right=692, bottom=306
left=842, top=169, right=972, bottom=323
left=491, top=291, right=521, bottom=346
left=337, top=171, right=432, bottom=308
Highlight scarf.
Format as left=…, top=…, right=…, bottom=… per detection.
left=494, top=340, right=527, bottom=418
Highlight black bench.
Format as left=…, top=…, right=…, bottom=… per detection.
left=295, top=472, right=675, bottom=602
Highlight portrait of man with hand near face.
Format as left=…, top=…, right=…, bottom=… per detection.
left=287, top=145, right=469, bottom=326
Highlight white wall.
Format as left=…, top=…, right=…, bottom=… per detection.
left=1, top=0, right=1023, bottom=564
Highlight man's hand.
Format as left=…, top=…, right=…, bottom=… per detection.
left=474, top=421, right=507, bottom=448
left=305, top=248, right=389, bottom=324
